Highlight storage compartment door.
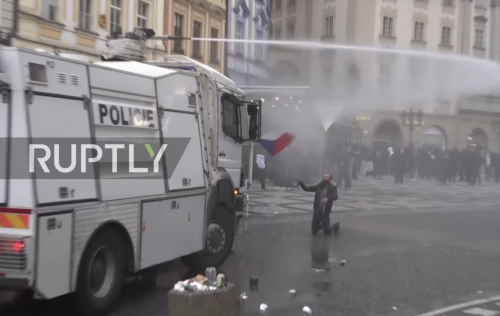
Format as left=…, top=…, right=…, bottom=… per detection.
left=140, top=194, right=205, bottom=269
left=29, top=96, right=97, bottom=205
left=0, top=91, right=8, bottom=205
left=161, top=111, right=206, bottom=191
left=36, top=213, right=73, bottom=298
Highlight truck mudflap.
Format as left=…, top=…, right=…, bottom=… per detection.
left=0, top=236, right=32, bottom=290
left=235, top=193, right=249, bottom=233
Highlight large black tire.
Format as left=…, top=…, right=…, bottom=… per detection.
left=182, top=205, right=235, bottom=271
left=75, top=229, right=125, bottom=316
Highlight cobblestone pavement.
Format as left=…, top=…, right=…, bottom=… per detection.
left=245, top=176, right=500, bottom=216
left=2, top=178, right=500, bottom=316
left=228, top=207, right=500, bottom=316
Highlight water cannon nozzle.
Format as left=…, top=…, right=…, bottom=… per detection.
left=150, top=35, right=192, bottom=41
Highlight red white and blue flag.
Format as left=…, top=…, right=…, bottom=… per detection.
left=260, top=130, right=295, bottom=156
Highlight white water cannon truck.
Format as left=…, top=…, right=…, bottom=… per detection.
left=0, top=28, right=261, bottom=315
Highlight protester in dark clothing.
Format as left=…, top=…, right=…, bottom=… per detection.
left=336, top=146, right=352, bottom=188
left=407, top=145, right=415, bottom=179
left=254, top=154, right=267, bottom=189
left=352, top=146, right=361, bottom=180
left=450, top=148, right=460, bottom=183
left=373, top=150, right=383, bottom=179
left=394, top=147, right=406, bottom=184
left=297, top=173, right=340, bottom=235
left=474, top=149, right=482, bottom=185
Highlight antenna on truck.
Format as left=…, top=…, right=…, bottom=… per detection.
left=100, top=28, right=191, bottom=62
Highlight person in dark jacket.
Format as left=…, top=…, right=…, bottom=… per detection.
left=297, top=173, right=340, bottom=235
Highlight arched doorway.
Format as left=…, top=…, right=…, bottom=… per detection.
left=270, top=61, right=301, bottom=85
left=422, top=126, right=447, bottom=150
left=373, top=120, right=403, bottom=149
left=467, top=128, right=488, bottom=150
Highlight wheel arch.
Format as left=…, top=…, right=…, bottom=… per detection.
left=77, top=220, right=135, bottom=280
left=207, top=168, right=235, bottom=220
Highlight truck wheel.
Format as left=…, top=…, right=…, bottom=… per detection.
left=182, top=205, right=235, bottom=271
left=76, top=229, right=125, bottom=316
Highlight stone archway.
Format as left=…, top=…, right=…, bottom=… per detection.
left=467, top=128, right=488, bottom=150
left=422, top=126, right=447, bottom=150
left=373, top=119, right=403, bottom=149
left=270, top=60, right=301, bottom=85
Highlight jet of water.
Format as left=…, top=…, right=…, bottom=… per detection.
left=194, top=37, right=500, bottom=159
left=192, top=37, right=500, bottom=109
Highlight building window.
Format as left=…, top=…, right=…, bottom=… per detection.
left=324, top=16, right=334, bottom=36
left=137, top=1, right=149, bottom=28
left=441, top=26, right=451, bottom=45
left=414, top=21, right=425, bottom=41
left=256, top=30, right=264, bottom=60
left=274, top=28, right=281, bottom=39
left=443, top=0, right=453, bottom=6
left=192, top=21, right=202, bottom=58
left=287, top=23, right=295, bottom=37
left=174, top=13, right=184, bottom=53
left=110, top=0, right=123, bottom=34
left=210, top=27, right=219, bottom=64
left=275, top=0, right=282, bottom=10
left=475, top=29, right=484, bottom=47
left=42, top=0, right=58, bottom=21
left=79, top=0, right=92, bottom=30
left=235, top=21, right=244, bottom=55
left=382, top=16, right=394, bottom=36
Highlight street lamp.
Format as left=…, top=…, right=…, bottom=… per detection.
left=400, top=109, right=423, bottom=146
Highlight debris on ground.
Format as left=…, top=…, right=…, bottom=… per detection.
left=260, top=303, right=268, bottom=312
left=172, top=269, right=227, bottom=292
left=216, top=274, right=225, bottom=288
left=302, top=306, right=312, bottom=315
left=339, top=260, right=347, bottom=266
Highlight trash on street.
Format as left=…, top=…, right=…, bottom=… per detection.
left=260, top=303, right=268, bottom=312
left=173, top=272, right=226, bottom=292
left=302, top=306, right=312, bottom=315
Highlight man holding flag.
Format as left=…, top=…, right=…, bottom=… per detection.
left=297, top=174, right=340, bottom=235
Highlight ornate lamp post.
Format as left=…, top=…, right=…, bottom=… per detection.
left=400, top=109, right=423, bottom=146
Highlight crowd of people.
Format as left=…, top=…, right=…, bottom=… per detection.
left=335, top=144, right=500, bottom=187
left=250, top=142, right=500, bottom=190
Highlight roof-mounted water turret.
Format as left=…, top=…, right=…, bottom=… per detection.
left=100, top=28, right=190, bottom=62
left=99, top=28, right=242, bottom=93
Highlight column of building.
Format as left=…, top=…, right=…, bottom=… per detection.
left=458, top=0, right=474, bottom=54
left=489, top=0, right=500, bottom=61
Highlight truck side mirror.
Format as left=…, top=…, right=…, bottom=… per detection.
left=247, top=103, right=259, bottom=140
left=242, top=100, right=262, bottom=142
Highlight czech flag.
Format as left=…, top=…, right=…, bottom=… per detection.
left=261, top=130, right=295, bottom=156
